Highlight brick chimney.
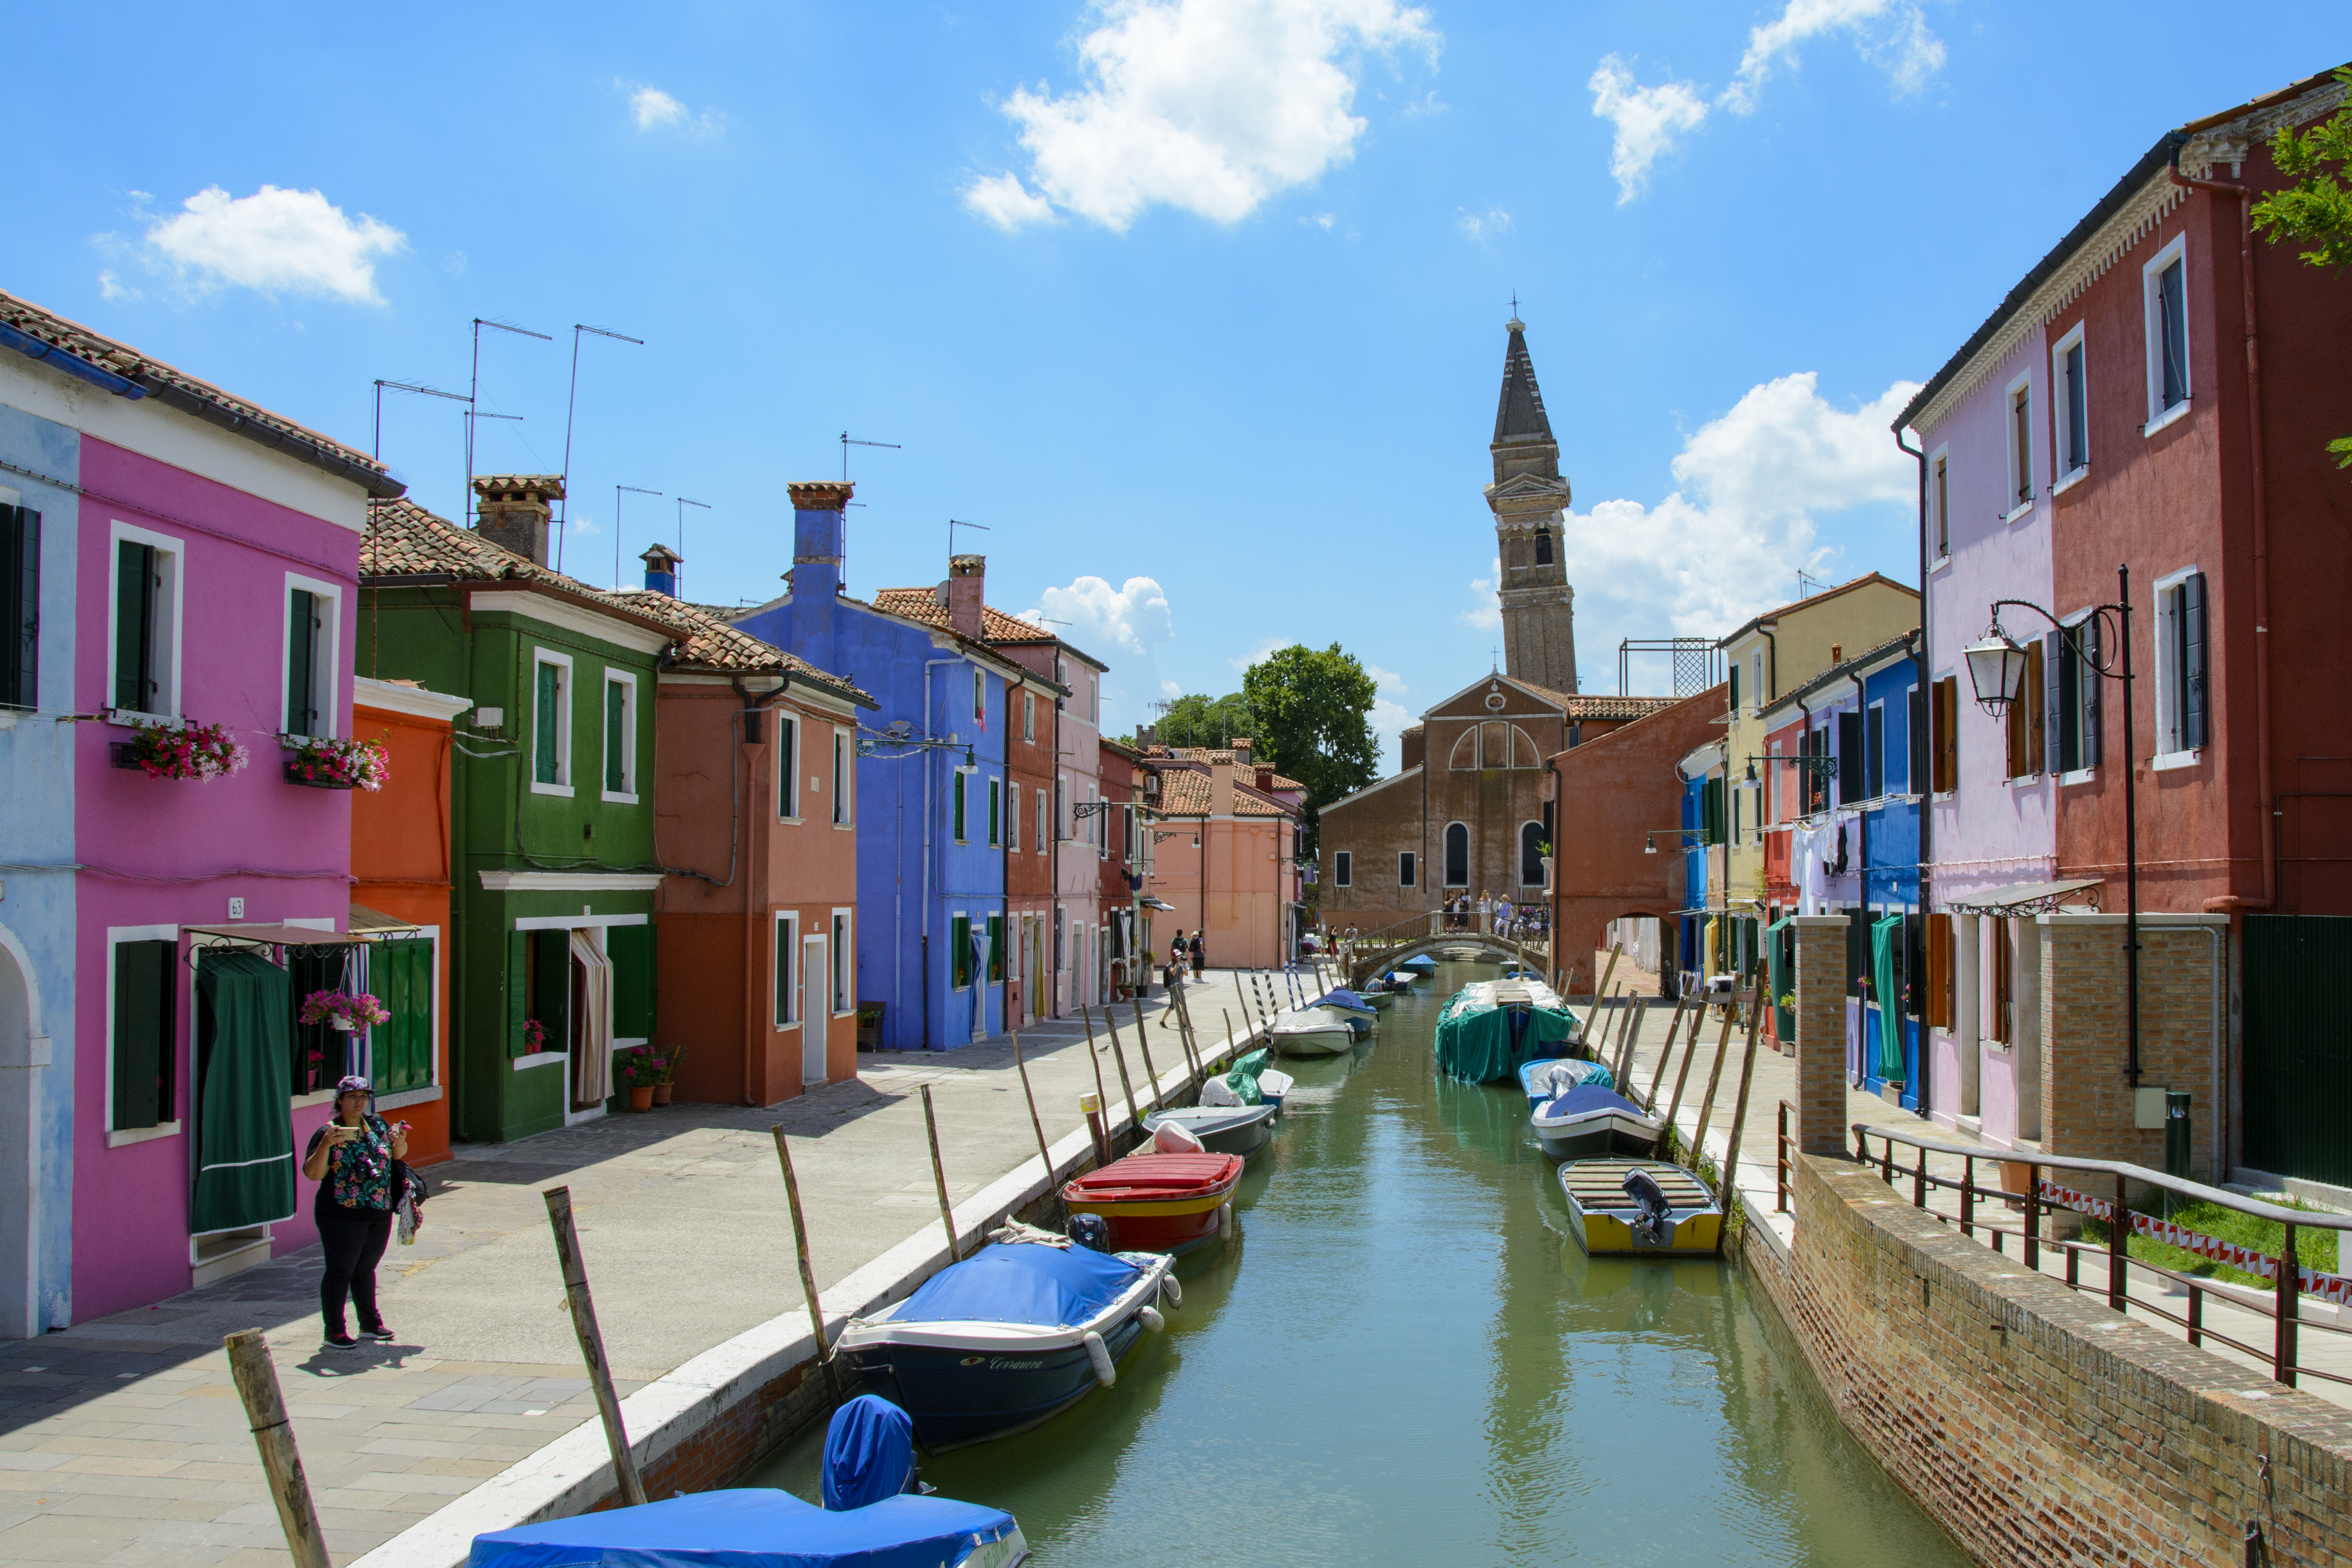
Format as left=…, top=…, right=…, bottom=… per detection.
left=473, top=475, right=564, bottom=566
left=788, top=481, right=854, bottom=670
left=1255, top=765, right=1274, bottom=792
left=638, top=543, right=682, bottom=597
left=1232, top=736, right=1252, bottom=766
left=946, top=554, right=986, bottom=639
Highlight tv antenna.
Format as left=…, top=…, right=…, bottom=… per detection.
left=466, top=318, right=552, bottom=526
left=615, top=485, right=662, bottom=590
left=841, top=431, right=900, bottom=482
left=557, top=323, right=644, bottom=573
left=371, top=379, right=467, bottom=461
left=1797, top=567, right=1826, bottom=598
left=948, top=517, right=991, bottom=560
left=675, top=497, right=710, bottom=597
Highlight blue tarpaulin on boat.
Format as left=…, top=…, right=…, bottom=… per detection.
left=1314, top=988, right=1372, bottom=1011
left=1542, top=1084, right=1640, bottom=1118
left=820, top=1396, right=915, bottom=1512
left=894, top=1241, right=1142, bottom=1327
left=1518, top=1057, right=1614, bottom=1102
left=466, top=1489, right=1017, bottom=1568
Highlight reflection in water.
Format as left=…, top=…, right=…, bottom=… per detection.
left=747, top=964, right=1965, bottom=1566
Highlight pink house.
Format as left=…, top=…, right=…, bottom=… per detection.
left=2, top=292, right=404, bottom=1321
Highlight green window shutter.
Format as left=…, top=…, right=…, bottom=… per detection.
left=114, top=541, right=154, bottom=712
left=987, top=915, right=1003, bottom=983
left=951, top=916, right=971, bottom=989
left=988, top=780, right=1000, bottom=846
left=111, top=939, right=176, bottom=1130
left=530, top=929, right=572, bottom=1052
left=534, top=663, right=561, bottom=784
left=2182, top=571, right=2208, bottom=750
left=286, top=588, right=318, bottom=735
left=374, top=939, right=432, bottom=1092
left=774, top=920, right=793, bottom=1026
left=778, top=717, right=797, bottom=817
left=608, top=924, right=655, bottom=1037
left=3, top=506, right=36, bottom=710
left=604, top=680, right=626, bottom=792
left=953, top=774, right=967, bottom=841
left=508, top=928, right=531, bottom=1056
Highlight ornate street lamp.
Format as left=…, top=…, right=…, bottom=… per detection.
left=1968, top=564, right=2144, bottom=1086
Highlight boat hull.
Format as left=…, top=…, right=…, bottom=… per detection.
left=1558, top=1160, right=1722, bottom=1255
left=844, top=1312, right=1151, bottom=1451
left=1142, top=1103, right=1275, bottom=1158
left=1532, top=1107, right=1664, bottom=1161
left=1270, top=1025, right=1354, bottom=1057
left=1062, top=1153, right=1244, bottom=1254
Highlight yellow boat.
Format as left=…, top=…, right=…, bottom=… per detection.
left=1558, top=1159, right=1722, bottom=1255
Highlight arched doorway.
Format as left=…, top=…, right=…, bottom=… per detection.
left=0, top=935, right=45, bottom=1338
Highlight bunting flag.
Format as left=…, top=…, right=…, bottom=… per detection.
left=2037, top=1178, right=2352, bottom=1307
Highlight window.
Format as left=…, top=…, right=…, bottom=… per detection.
left=832, top=728, right=850, bottom=824
left=986, top=914, right=1004, bottom=984
left=283, top=580, right=338, bottom=737
left=1866, top=701, right=1886, bottom=800
left=371, top=937, right=435, bottom=1094
left=951, top=914, right=973, bottom=990
left=602, top=673, right=637, bottom=800
left=1534, top=531, right=1553, bottom=566
left=532, top=650, right=572, bottom=791
left=973, top=668, right=985, bottom=725
left=2, top=498, right=38, bottom=711
left=1443, top=823, right=1469, bottom=887
left=832, top=913, right=851, bottom=1013
left=2007, top=377, right=2034, bottom=512
left=1520, top=822, right=1545, bottom=887
left=2055, top=327, right=2089, bottom=479
left=1802, top=726, right=1830, bottom=814
left=1008, top=783, right=1021, bottom=851
left=1728, top=663, right=1740, bottom=715
left=2146, top=239, right=2191, bottom=422
left=1836, top=710, right=1864, bottom=805
left=1932, top=452, right=1950, bottom=559
left=1398, top=851, right=1417, bottom=888
left=1055, top=777, right=1067, bottom=842
left=2154, top=570, right=2209, bottom=757
left=1906, top=686, right=1926, bottom=797
left=773, top=915, right=798, bottom=1026
left=1989, top=917, right=2014, bottom=1045
left=1931, top=678, right=1958, bottom=793
left=1334, top=851, right=1352, bottom=887
left=1751, top=652, right=1764, bottom=711
left=2004, top=641, right=2046, bottom=779
left=289, top=945, right=351, bottom=1094
left=1037, top=790, right=1049, bottom=855
left=988, top=778, right=1002, bottom=846
left=1123, top=804, right=1134, bottom=859
left=1023, top=691, right=1035, bottom=741
left=1922, top=913, right=1953, bottom=1030
left=1766, top=741, right=1782, bottom=824
left=777, top=713, right=799, bottom=818
left=110, top=936, right=177, bottom=1132
left=1090, top=672, right=1098, bottom=724
left=2056, top=617, right=2103, bottom=774
left=110, top=524, right=181, bottom=718
left=953, top=771, right=968, bottom=842
left=1092, top=788, right=1105, bottom=859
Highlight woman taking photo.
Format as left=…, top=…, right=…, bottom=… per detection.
left=302, top=1075, right=407, bottom=1351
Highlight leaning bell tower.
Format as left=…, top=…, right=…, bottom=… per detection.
left=1485, top=316, right=1577, bottom=693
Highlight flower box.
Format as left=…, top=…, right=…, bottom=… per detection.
left=114, top=719, right=249, bottom=781
left=283, top=735, right=389, bottom=792
left=285, top=761, right=359, bottom=790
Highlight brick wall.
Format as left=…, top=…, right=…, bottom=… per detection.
left=1793, top=916, right=1849, bottom=1155
left=1748, top=1154, right=2352, bottom=1568
left=2039, top=914, right=2225, bottom=1179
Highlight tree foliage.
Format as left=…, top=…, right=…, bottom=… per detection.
left=2250, top=67, right=2352, bottom=468
left=1153, top=691, right=1255, bottom=749
left=1240, top=642, right=1380, bottom=856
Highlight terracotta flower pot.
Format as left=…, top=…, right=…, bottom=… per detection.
left=627, top=1086, right=655, bottom=1112
left=652, top=1083, right=673, bottom=1105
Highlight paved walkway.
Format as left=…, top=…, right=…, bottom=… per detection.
left=0, top=973, right=1269, bottom=1568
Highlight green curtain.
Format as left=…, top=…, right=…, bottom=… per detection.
left=1870, top=915, right=1906, bottom=1080
left=191, top=950, right=297, bottom=1234
left=1764, top=916, right=1792, bottom=1042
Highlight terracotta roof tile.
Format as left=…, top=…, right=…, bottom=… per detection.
left=1142, top=747, right=1305, bottom=791
left=361, top=499, right=672, bottom=639
left=869, top=588, right=1044, bottom=643
left=1149, top=767, right=1291, bottom=818
left=607, top=591, right=872, bottom=705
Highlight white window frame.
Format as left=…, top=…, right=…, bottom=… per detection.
left=2003, top=371, right=2036, bottom=523
left=831, top=725, right=851, bottom=826
left=2051, top=323, right=2091, bottom=491
left=831, top=909, right=854, bottom=1014
left=773, top=912, right=800, bottom=1029
left=105, top=923, right=183, bottom=1147
left=1036, top=789, right=1049, bottom=855
left=1023, top=690, right=1034, bottom=741
left=1928, top=444, right=1953, bottom=566
left=279, top=572, right=343, bottom=739
left=1008, top=781, right=1021, bottom=852
left=1089, top=671, right=1099, bottom=724
left=1397, top=850, right=1416, bottom=889
left=2143, top=234, right=2193, bottom=435
left=105, top=520, right=185, bottom=723
left=1334, top=850, right=1352, bottom=887
left=1091, top=785, right=1105, bottom=859
left=600, top=670, right=639, bottom=804
left=777, top=712, right=800, bottom=821
left=530, top=648, right=574, bottom=796
left=2151, top=564, right=2204, bottom=769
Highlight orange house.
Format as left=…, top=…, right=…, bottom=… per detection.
left=615, top=582, right=875, bottom=1105
left=349, top=676, right=473, bottom=1166
left=1140, top=744, right=1303, bottom=973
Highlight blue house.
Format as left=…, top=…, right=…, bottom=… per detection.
left=733, top=484, right=1028, bottom=1049
left=1673, top=739, right=1723, bottom=995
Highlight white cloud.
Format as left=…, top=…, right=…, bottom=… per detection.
left=1723, top=0, right=1943, bottom=113
left=1370, top=695, right=1414, bottom=761
left=1588, top=56, right=1710, bottom=204
left=1456, top=206, right=1511, bottom=241
left=1459, top=555, right=1500, bottom=629
left=1228, top=634, right=1289, bottom=673
left=623, top=82, right=722, bottom=136
left=1027, top=575, right=1175, bottom=734
left=1364, top=663, right=1407, bottom=694
left=969, top=0, right=1438, bottom=231
left=1301, top=211, right=1337, bottom=229
left=964, top=171, right=1058, bottom=231
left=96, top=270, right=139, bottom=303
left=139, top=186, right=405, bottom=305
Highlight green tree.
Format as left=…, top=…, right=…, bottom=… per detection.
left=2251, top=67, right=2352, bottom=468
left=1155, top=691, right=1255, bottom=749
left=1240, top=643, right=1379, bottom=859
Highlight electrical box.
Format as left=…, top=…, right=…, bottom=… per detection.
left=475, top=707, right=503, bottom=728
left=2133, top=1085, right=2170, bottom=1130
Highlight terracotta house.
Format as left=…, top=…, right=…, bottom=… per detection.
left=1099, top=735, right=1147, bottom=999
left=1140, top=742, right=1303, bottom=971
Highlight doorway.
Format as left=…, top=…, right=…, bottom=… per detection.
left=566, top=929, right=613, bottom=1122
left=802, top=936, right=829, bottom=1086
left=0, top=938, right=41, bottom=1338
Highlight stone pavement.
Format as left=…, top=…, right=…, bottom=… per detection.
left=0, top=971, right=1268, bottom=1568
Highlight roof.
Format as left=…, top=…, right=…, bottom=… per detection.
left=1895, top=63, right=2351, bottom=436
left=1151, top=768, right=1293, bottom=819
left=607, top=591, right=873, bottom=707
left=1493, top=318, right=1555, bottom=448
left=869, top=588, right=1108, bottom=670
left=1763, top=632, right=1922, bottom=716
left=0, top=289, right=402, bottom=499
left=361, top=497, right=677, bottom=638
left=1715, top=572, right=1920, bottom=649
left=1143, top=747, right=1305, bottom=791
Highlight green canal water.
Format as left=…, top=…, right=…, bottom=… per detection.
left=747, top=962, right=1969, bottom=1566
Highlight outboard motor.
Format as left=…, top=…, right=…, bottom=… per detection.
left=1621, top=1167, right=1676, bottom=1247
left=820, top=1394, right=917, bottom=1510
left=1066, top=1212, right=1112, bottom=1253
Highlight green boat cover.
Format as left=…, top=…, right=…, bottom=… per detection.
left=1225, top=1048, right=1269, bottom=1105
left=192, top=950, right=296, bottom=1234
left=1434, top=990, right=1578, bottom=1084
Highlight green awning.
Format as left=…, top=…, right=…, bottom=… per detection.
left=192, top=950, right=296, bottom=1235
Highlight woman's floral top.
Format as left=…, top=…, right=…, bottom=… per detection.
left=309, top=1113, right=396, bottom=1210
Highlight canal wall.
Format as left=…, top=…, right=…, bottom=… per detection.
left=1744, top=1152, right=2352, bottom=1567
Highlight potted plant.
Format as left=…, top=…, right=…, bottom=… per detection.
left=523, top=1017, right=549, bottom=1055
left=856, top=1004, right=886, bottom=1048
left=652, top=1040, right=687, bottom=1105
left=284, top=735, right=391, bottom=791
left=112, top=718, right=249, bottom=780
left=619, top=1048, right=665, bottom=1111
left=299, top=990, right=390, bottom=1033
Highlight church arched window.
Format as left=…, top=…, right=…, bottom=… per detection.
left=1534, top=531, right=1554, bottom=566
left=1443, top=822, right=1470, bottom=887
left=1452, top=722, right=1544, bottom=770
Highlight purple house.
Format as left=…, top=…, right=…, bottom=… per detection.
left=1, top=292, right=404, bottom=1324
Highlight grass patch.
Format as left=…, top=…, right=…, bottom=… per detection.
left=2078, top=1198, right=2341, bottom=1291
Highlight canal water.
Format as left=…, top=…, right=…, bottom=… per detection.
left=748, top=962, right=1969, bottom=1566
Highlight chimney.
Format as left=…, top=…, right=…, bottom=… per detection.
left=1209, top=756, right=1234, bottom=820
left=788, top=480, right=853, bottom=670
left=1232, top=736, right=1252, bottom=766
left=472, top=475, right=564, bottom=566
left=946, top=554, right=986, bottom=639
left=1136, top=723, right=1158, bottom=750
left=1255, top=764, right=1274, bottom=792
left=639, top=543, right=683, bottom=597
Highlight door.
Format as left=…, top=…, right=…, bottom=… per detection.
left=802, top=938, right=829, bottom=1085
left=1030, top=919, right=1047, bottom=1021
left=2244, top=916, right=2352, bottom=1183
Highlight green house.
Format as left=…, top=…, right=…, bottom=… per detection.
left=359, top=479, right=677, bottom=1142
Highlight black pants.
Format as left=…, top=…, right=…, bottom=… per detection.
left=318, top=1205, right=393, bottom=1334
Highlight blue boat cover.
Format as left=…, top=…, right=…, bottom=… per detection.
left=894, top=1240, right=1143, bottom=1327
left=821, top=1396, right=915, bottom=1511
left=466, top=1489, right=1016, bottom=1568
left=1540, top=1084, right=1641, bottom=1119
left=1517, top=1056, right=1614, bottom=1100
left=1314, top=988, right=1372, bottom=1011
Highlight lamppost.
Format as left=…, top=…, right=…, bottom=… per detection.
left=1961, top=563, right=2141, bottom=1085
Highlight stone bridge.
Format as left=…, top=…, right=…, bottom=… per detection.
left=1343, top=933, right=1546, bottom=989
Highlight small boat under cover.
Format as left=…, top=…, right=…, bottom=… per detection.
left=1517, top=1056, right=1615, bottom=1105
left=1559, top=1159, right=1722, bottom=1255
left=1529, top=1083, right=1664, bottom=1160
left=1398, top=953, right=1439, bottom=973
left=1062, top=1151, right=1244, bottom=1254
left=465, top=1488, right=1028, bottom=1568
left=1142, top=1101, right=1276, bottom=1157
left=1267, top=1011, right=1355, bottom=1055
left=1310, top=987, right=1379, bottom=1023
left=1433, top=979, right=1579, bottom=1083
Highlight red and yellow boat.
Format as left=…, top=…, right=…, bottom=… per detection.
left=1061, top=1152, right=1243, bottom=1255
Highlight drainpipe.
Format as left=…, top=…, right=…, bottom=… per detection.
left=2170, top=141, right=2275, bottom=917
left=1846, top=666, right=1873, bottom=1075
left=1757, top=624, right=1779, bottom=709
left=1897, top=427, right=1931, bottom=932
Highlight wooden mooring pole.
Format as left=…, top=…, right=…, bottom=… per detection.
left=1116, top=1007, right=1163, bottom=1116
left=1644, top=1000, right=1690, bottom=1112
left=1010, top=1032, right=1059, bottom=1202
left=769, top=1128, right=844, bottom=1403
left=1711, top=992, right=1768, bottom=1252
left=1661, top=997, right=1731, bottom=1159
left=1688, top=986, right=1758, bottom=1164
left=224, top=1330, right=329, bottom=1568
left=1084, top=1005, right=1138, bottom=1142
left=1580, top=946, right=1622, bottom=1047
left=919, top=1084, right=962, bottom=1262
left=543, top=1186, right=649, bottom=1508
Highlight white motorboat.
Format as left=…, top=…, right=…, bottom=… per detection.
left=1267, top=1011, right=1354, bottom=1056
left=1530, top=1085, right=1666, bottom=1160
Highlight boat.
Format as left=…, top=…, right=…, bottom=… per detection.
left=1399, top=953, right=1439, bottom=973
left=1283, top=1000, right=1371, bottom=1040
left=1517, top=1055, right=1615, bottom=1106
left=466, top=1488, right=1029, bottom=1568
left=835, top=1238, right=1175, bottom=1451
left=1061, top=1150, right=1245, bottom=1254
left=1266, top=1011, right=1355, bottom=1055
left=1529, top=1083, right=1665, bottom=1160
left=1310, top=987, right=1379, bottom=1024
left=1440, top=944, right=1487, bottom=961
left=1257, top=1067, right=1294, bottom=1110
left=1558, top=1159, right=1722, bottom=1255
left=1142, top=1102, right=1276, bottom=1158
left=1433, top=978, right=1579, bottom=1083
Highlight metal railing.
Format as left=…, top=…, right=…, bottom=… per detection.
left=1849, top=1123, right=2352, bottom=1390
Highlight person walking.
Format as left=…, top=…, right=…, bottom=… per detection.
left=302, top=1075, right=408, bottom=1351
left=1187, top=931, right=1205, bottom=980
left=1158, top=930, right=1187, bottom=1022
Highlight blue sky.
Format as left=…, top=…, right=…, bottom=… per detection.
left=6, top=2, right=2346, bottom=756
